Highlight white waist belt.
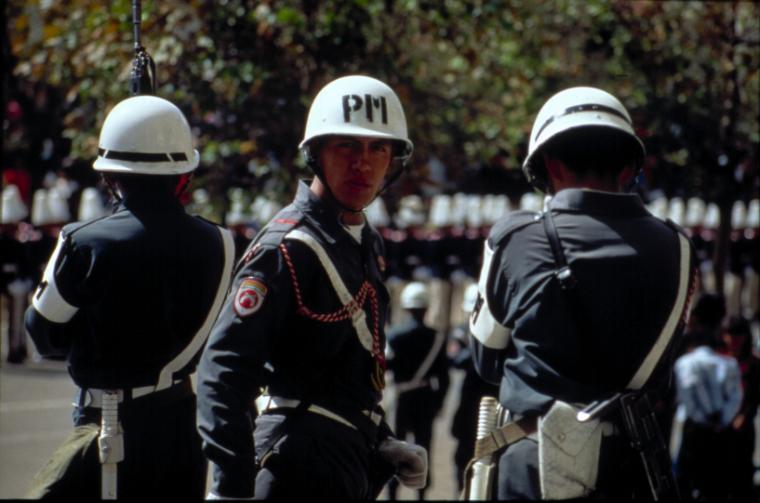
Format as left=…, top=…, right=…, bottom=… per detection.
left=255, top=395, right=383, bottom=430
left=74, top=379, right=186, bottom=408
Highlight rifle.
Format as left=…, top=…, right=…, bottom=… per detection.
left=578, top=391, right=681, bottom=501
left=129, top=0, right=156, bottom=95
left=619, top=392, right=681, bottom=501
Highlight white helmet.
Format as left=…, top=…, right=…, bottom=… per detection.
left=47, top=188, right=71, bottom=224
left=78, top=187, right=108, bottom=221
left=365, top=197, right=391, bottom=227
left=395, top=194, right=427, bottom=228
left=400, top=281, right=429, bottom=309
left=685, top=197, right=706, bottom=228
left=748, top=199, right=759, bottom=229
left=523, top=87, right=645, bottom=191
left=299, top=75, right=413, bottom=162
left=1, top=185, right=28, bottom=224
left=731, top=200, right=747, bottom=230
left=647, top=196, right=668, bottom=221
left=667, top=197, right=686, bottom=226
left=429, top=194, right=452, bottom=228
left=703, top=202, right=721, bottom=230
left=31, top=189, right=50, bottom=226
left=93, top=95, right=199, bottom=175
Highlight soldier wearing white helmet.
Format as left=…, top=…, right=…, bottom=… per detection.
left=746, top=199, right=760, bottom=319
left=197, top=76, right=426, bottom=500
left=299, top=75, right=413, bottom=216
left=385, top=281, right=449, bottom=500
left=25, top=95, right=235, bottom=500
left=1, top=185, right=33, bottom=363
left=726, top=200, right=749, bottom=317
left=469, top=87, right=697, bottom=499
left=685, top=197, right=707, bottom=234
left=2, top=184, right=29, bottom=225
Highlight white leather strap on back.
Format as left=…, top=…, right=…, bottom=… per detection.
left=156, top=226, right=235, bottom=390
left=627, top=233, right=693, bottom=390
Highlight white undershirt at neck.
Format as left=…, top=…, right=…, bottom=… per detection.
left=342, top=222, right=365, bottom=243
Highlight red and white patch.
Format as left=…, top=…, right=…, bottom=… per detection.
left=233, top=277, right=268, bottom=317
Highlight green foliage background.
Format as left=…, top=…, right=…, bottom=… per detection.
left=5, top=0, right=759, bottom=210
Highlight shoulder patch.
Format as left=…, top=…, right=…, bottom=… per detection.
left=233, top=276, right=269, bottom=318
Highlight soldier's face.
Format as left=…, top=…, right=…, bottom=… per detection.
left=319, top=136, right=392, bottom=211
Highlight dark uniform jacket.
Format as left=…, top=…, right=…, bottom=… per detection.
left=470, top=188, right=698, bottom=416
left=197, top=181, right=393, bottom=497
left=387, top=318, right=449, bottom=405
left=25, top=193, right=232, bottom=389
left=23, top=191, right=233, bottom=499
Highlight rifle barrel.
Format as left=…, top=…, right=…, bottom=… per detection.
left=132, top=0, right=141, bottom=50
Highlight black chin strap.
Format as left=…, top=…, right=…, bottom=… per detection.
left=101, top=175, right=123, bottom=209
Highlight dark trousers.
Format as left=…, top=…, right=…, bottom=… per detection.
left=388, top=390, right=438, bottom=499
left=253, top=412, right=377, bottom=499
left=27, top=392, right=206, bottom=499
left=677, top=419, right=733, bottom=501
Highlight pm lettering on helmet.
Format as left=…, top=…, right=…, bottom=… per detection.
left=342, top=94, right=388, bottom=124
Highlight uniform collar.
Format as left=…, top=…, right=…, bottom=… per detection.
left=293, top=179, right=365, bottom=246
left=120, top=192, right=184, bottom=213
left=548, top=188, right=648, bottom=217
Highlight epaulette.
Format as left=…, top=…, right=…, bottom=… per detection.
left=235, top=207, right=303, bottom=271
left=488, top=210, right=541, bottom=246
left=255, top=208, right=303, bottom=248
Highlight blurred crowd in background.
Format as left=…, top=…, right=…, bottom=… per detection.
left=2, top=72, right=759, bottom=503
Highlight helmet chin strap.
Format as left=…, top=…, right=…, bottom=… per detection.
left=101, top=174, right=123, bottom=207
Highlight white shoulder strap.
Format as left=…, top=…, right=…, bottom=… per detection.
left=284, top=228, right=374, bottom=352
left=156, top=226, right=236, bottom=390
left=627, top=233, right=693, bottom=390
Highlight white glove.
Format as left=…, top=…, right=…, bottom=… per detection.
left=378, top=438, right=428, bottom=490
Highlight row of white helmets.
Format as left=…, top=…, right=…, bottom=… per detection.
left=380, top=192, right=760, bottom=231
left=1, top=184, right=108, bottom=226
left=383, top=192, right=545, bottom=230
left=646, top=196, right=760, bottom=230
